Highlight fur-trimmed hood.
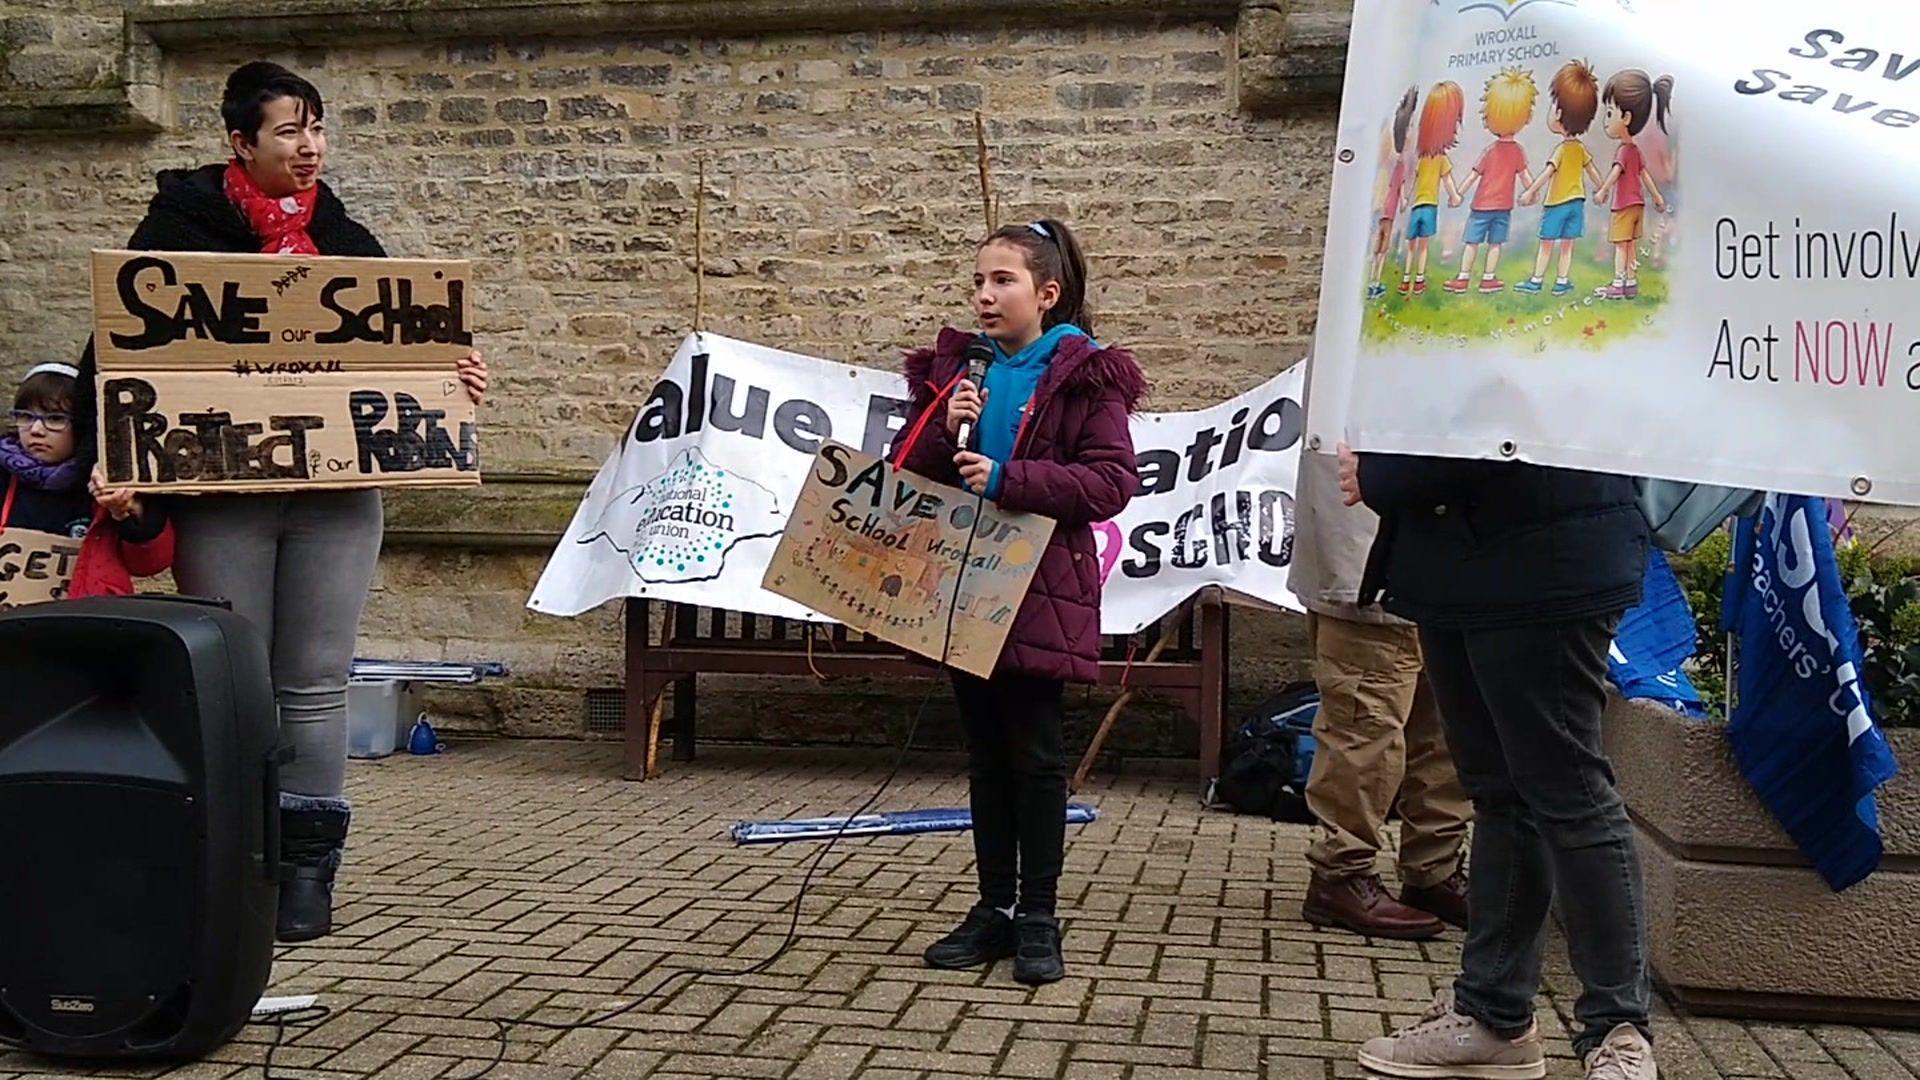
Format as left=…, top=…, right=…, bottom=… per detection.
left=905, top=326, right=1148, bottom=413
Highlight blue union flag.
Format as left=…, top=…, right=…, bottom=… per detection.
left=1724, top=495, right=1900, bottom=891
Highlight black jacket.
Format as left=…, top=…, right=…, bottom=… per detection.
left=1, top=474, right=95, bottom=540
left=124, top=163, right=385, bottom=258
left=0, top=467, right=165, bottom=544
left=1356, top=453, right=1648, bottom=629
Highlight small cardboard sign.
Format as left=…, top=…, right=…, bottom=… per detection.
left=89, top=250, right=481, bottom=494
left=0, top=528, right=81, bottom=610
left=762, top=442, right=1055, bottom=678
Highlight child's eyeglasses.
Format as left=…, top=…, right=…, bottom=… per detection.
left=10, top=410, right=72, bottom=432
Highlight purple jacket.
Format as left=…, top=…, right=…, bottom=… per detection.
left=892, top=327, right=1146, bottom=683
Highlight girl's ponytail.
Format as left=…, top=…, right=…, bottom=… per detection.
left=982, top=218, right=1095, bottom=335
left=1651, top=74, right=1674, bottom=133
left=1040, top=218, right=1092, bottom=334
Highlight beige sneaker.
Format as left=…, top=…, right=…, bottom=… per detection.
left=1358, top=991, right=1547, bottom=1079
left=1585, top=1024, right=1657, bottom=1079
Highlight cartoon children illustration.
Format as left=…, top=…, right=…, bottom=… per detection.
left=1593, top=69, right=1673, bottom=300
left=1444, top=68, right=1537, bottom=295
left=1399, top=81, right=1465, bottom=297
left=1516, top=60, right=1607, bottom=295
left=1368, top=87, right=1419, bottom=300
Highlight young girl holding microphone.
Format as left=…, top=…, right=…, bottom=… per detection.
left=890, top=219, right=1144, bottom=984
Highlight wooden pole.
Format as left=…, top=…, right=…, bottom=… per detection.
left=974, top=111, right=995, bottom=233
left=1071, top=608, right=1188, bottom=793
left=644, top=691, right=668, bottom=779
left=693, top=157, right=706, bottom=333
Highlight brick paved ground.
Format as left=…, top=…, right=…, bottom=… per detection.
left=5, top=740, right=1918, bottom=1079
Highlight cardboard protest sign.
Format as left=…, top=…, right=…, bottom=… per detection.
left=763, top=442, right=1054, bottom=678
left=89, top=250, right=480, bottom=494
left=0, top=528, right=81, bottom=610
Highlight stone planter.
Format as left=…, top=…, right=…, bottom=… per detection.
left=1604, top=695, right=1920, bottom=1025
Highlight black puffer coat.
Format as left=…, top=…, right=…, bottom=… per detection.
left=1356, top=454, right=1648, bottom=629
left=127, top=163, right=384, bottom=257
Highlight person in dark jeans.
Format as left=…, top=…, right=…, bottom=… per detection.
left=950, top=673, right=1068, bottom=920
left=1338, top=447, right=1658, bottom=1080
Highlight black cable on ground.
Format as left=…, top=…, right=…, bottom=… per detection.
left=261, top=489, right=991, bottom=1080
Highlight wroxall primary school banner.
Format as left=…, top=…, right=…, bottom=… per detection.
left=1310, top=0, right=1918, bottom=505
left=528, top=333, right=1305, bottom=634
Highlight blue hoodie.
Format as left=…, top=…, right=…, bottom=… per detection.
left=971, top=323, right=1090, bottom=500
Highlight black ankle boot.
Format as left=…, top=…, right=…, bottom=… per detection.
left=278, top=794, right=350, bottom=943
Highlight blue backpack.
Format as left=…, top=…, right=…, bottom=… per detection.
left=1216, top=683, right=1319, bottom=824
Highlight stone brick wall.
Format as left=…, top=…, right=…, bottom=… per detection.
left=0, top=1, right=1346, bottom=750
left=1, top=1, right=122, bottom=94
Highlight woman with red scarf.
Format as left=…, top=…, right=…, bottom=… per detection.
left=77, top=61, right=489, bottom=943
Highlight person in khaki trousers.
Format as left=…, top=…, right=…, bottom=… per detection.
left=1288, top=394, right=1471, bottom=939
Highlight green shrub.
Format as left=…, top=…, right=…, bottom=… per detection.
left=1680, top=530, right=1918, bottom=727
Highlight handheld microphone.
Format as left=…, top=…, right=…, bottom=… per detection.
left=955, top=340, right=995, bottom=451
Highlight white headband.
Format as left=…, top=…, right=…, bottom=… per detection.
left=25, top=363, right=79, bottom=380
left=1028, top=222, right=1053, bottom=240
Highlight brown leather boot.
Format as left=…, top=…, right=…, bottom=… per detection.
left=1402, top=866, right=1470, bottom=931
left=1302, top=872, right=1445, bottom=940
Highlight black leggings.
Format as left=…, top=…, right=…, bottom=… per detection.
left=952, top=671, right=1068, bottom=916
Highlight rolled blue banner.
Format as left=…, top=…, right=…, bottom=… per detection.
left=732, top=803, right=1098, bottom=845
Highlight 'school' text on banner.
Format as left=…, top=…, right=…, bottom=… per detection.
left=527, top=333, right=1307, bottom=633
left=1102, top=368, right=1305, bottom=631
left=89, top=250, right=481, bottom=495
left=1309, top=1, right=1916, bottom=505
left=763, top=443, right=1054, bottom=678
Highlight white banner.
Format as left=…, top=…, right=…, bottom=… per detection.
left=528, top=333, right=1304, bottom=633
left=1310, top=0, right=1918, bottom=505
left=1099, top=367, right=1305, bottom=632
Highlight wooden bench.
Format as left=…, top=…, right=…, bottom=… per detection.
left=622, top=591, right=1232, bottom=787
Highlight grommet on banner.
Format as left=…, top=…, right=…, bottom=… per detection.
left=1852, top=476, right=1873, bottom=497
left=1499, top=440, right=1518, bottom=458
left=1338, top=148, right=1355, bottom=164
left=1307, top=433, right=1323, bottom=451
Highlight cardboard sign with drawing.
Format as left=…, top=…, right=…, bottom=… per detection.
left=89, top=250, right=481, bottom=494
left=763, top=442, right=1055, bottom=679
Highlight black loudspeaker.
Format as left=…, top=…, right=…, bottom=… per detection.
left=0, top=595, right=279, bottom=1059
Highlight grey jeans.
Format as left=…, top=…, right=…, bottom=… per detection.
left=171, top=490, right=384, bottom=798
left=1419, top=613, right=1651, bottom=1060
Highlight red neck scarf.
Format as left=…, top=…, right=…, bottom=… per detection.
left=223, top=159, right=320, bottom=255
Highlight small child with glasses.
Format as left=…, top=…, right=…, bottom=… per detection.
left=3, top=362, right=172, bottom=601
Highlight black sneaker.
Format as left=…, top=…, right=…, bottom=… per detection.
left=923, top=904, right=1016, bottom=969
left=1012, top=912, right=1064, bottom=985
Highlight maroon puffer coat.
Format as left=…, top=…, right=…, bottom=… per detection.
left=891, top=327, right=1146, bottom=683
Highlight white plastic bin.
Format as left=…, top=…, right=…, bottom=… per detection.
left=345, top=679, right=419, bottom=759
